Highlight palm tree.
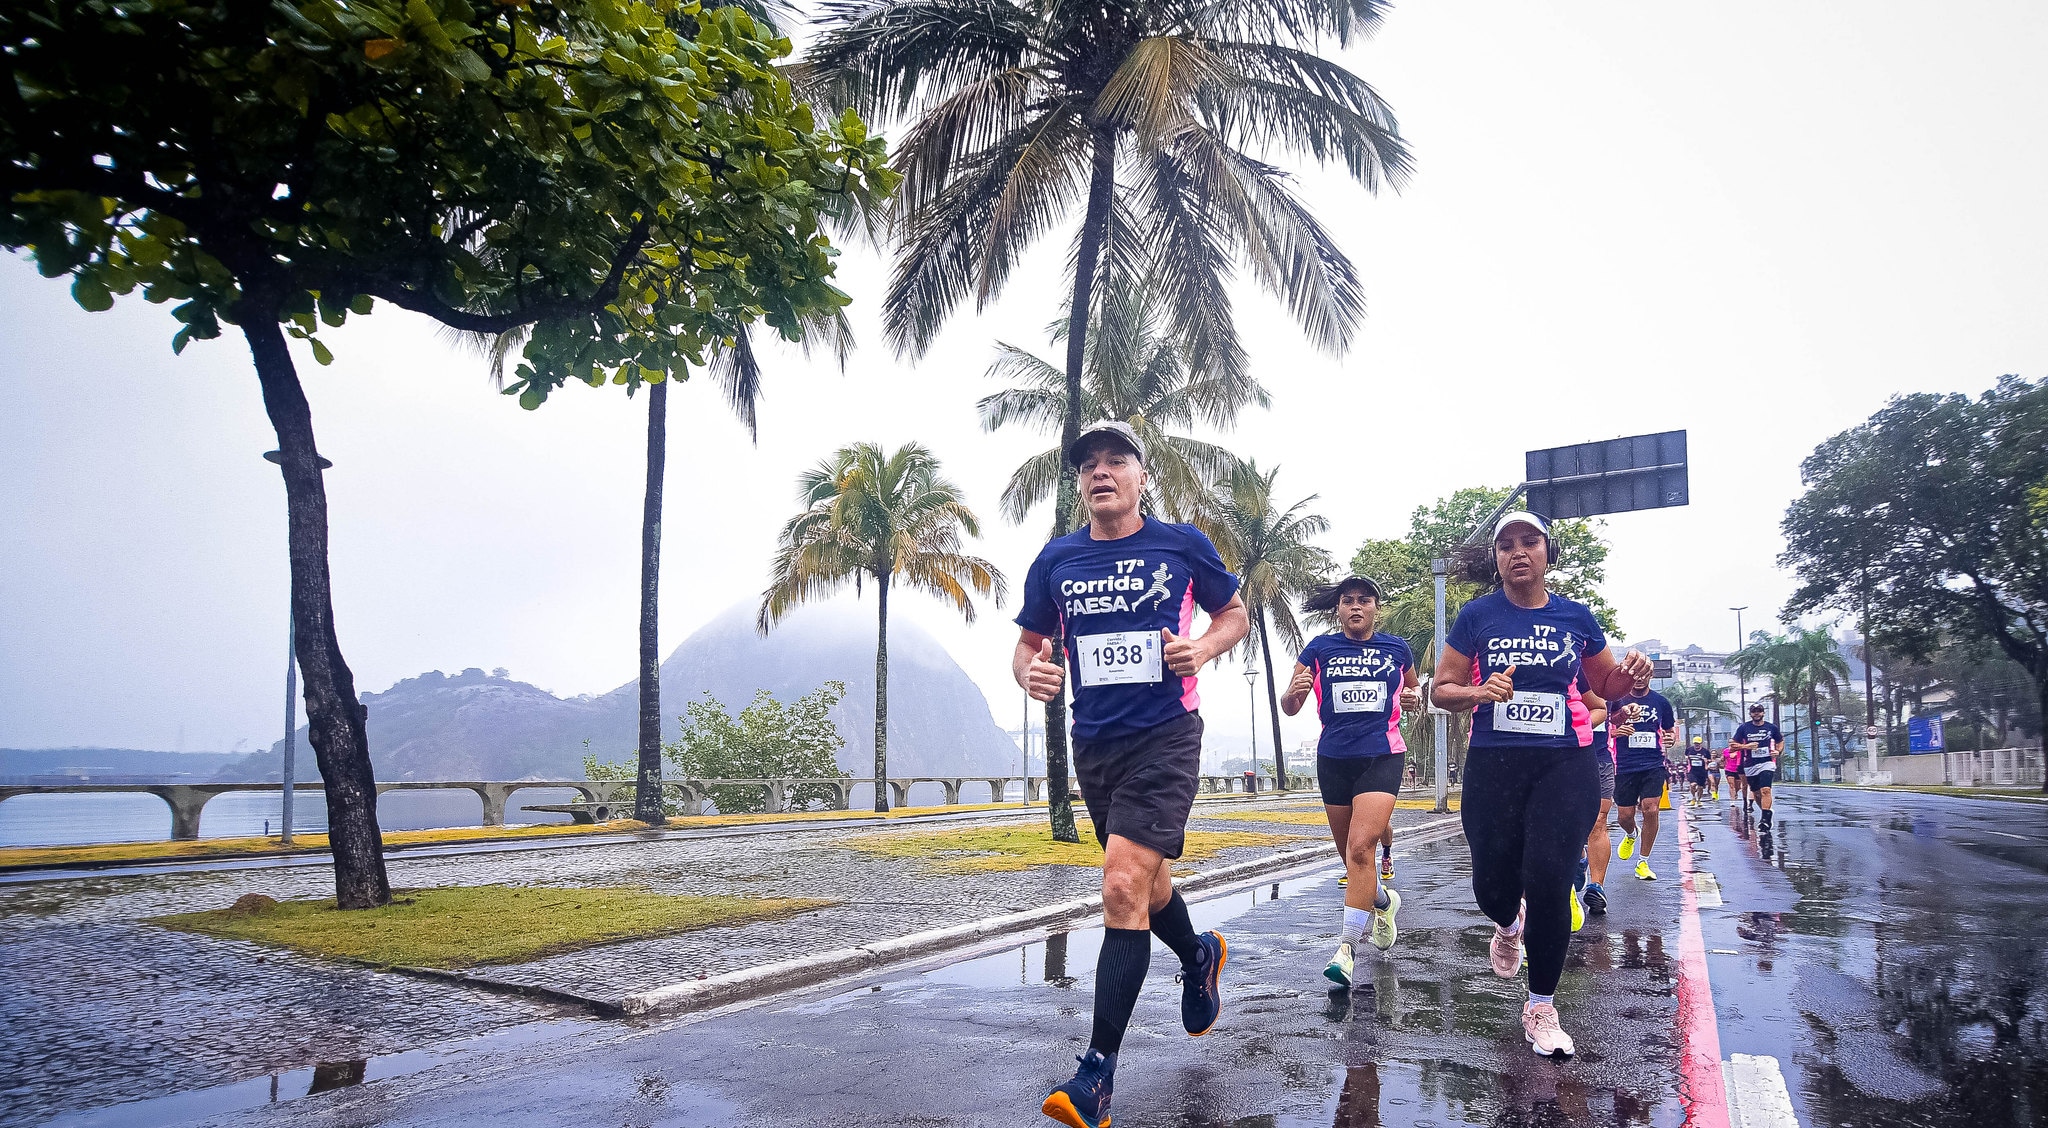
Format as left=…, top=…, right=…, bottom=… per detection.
left=759, top=442, right=1006, bottom=811
left=1208, top=461, right=1333, bottom=789
left=806, top=0, right=1410, bottom=838
left=1785, top=628, right=1851, bottom=781
left=1667, top=679, right=1735, bottom=749
left=977, top=276, right=1266, bottom=534
left=1733, top=630, right=1806, bottom=776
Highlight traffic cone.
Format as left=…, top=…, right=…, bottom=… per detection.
left=1659, top=781, right=1671, bottom=810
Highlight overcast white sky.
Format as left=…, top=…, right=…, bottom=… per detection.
left=4, top=1, right=2044, bottom=756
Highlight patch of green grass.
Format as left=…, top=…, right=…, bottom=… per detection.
left=151, top=885, right=830, bottom=969
left=837, top=822, right=1306, bottom=874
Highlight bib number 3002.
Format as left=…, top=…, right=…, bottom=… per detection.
left=1494, top=691, right=1567, bottom=737
left=1333, top=681, right=1388, bottom=714
left=1078, top=630, right=1163, bottom=687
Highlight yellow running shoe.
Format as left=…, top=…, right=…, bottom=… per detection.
left=1635, top=859, right=1657, bottom=881
left=1569, top=885, right=1585, bottom=933
left=1618, top=831, right=1637, bottom=860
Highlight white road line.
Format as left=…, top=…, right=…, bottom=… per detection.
left=1694, top=871, right=1724, bottom=908
left=1988, top=830, right=2030, bottom=841
left=1723, top=1054, right=1801, bottom=1128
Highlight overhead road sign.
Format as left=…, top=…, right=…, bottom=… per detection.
left=1525, top=430, right=1689, bottom=520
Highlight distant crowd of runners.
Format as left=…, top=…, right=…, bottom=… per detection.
left=1018, top=421, right=1782, bottom=1128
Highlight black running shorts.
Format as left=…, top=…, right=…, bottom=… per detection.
left=1073, top=711, right=1204, bottom=859
left=1316, top=753, right=1404, bottom=806
left=1614, top=768, right=1665, bottom=810
left=1747, top=769, right=1776, bottom=791
left=1689, top=765, right=1709, bottom=787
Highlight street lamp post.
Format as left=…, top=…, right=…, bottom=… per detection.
left=264, top=449, right=330, bottom=844
left=1730, top=606, right=1748, bottom=713
left=1244, top=664, right=1260, bottom=793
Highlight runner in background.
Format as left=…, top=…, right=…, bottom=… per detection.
left=1723, top=742, right=1746, bottom=807
left=1573, top=670, right=1613, bottom=921
left=1686, top=737, right=1711, bottom=803
left=1705, top=738, right=1724, bottom=800
left=1611, top=682, right=1677, bottom=881
left=1282, top=576, right=1421, bottom=988
left=1434, top=511, right=1654, bottom=1058
left=1015, top=421, right=1249, bottom=1128
left=1732, top=704, right=1785, bottom=836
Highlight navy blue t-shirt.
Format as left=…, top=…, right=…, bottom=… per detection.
left=1297, top=631, right=1415, bottom=759
left=1016, top=518, right=1241, bottom=742
left=1444, top=589, right=1608, bottom=750
left=1733, top=721, right=1783, bottom=776
left=1611, top=690, right=1677, bottom=773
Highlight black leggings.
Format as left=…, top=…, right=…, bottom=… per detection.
left=1460, top=745, right=1601, bottom=997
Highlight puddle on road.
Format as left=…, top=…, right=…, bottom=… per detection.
left=34, top=1017, right=599, bottom=1128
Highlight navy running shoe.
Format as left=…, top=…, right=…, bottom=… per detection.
left=1042, top=1050, right=1114, bottom=1128
left=1181, top=930, right=1227, bottom=1035
left=1575, top=853, right=1589, bottom=892
left=1584, top=882, right=1608, bottom=915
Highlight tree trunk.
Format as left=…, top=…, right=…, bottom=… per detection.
left=875, top=575, right=891, bottom=813
left=634, top=381, right=668, bottom=825
left=1040, top=126, right=1118, bottom=846
left=243, top=314, right=389, bottom=909
left=1257, top=610, right=1287, bottom=789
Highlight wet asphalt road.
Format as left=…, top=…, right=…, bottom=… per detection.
left=1694, top=788, right=2048, bottom=1128
left=35, top=787, right=2048, bottom=1127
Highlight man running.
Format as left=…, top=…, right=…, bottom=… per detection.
left=1016, top=420, right=1249, bottom=1128
left=1685, top=737, right=1711, bottom=803
left=1611, top=681, right=1676, bottom=881
left=1282, top=576, right=1420, bottom=988
left=1732, top=704, right=1785, bottom=834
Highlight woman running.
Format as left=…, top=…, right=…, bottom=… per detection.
left=1282, top=576, right=1420, bottom=989
left=1723, top=742, right=1745, bottom=806
left=1433, top=511, right=1651, bottom=1057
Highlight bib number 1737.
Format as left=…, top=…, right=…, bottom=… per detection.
left=1078, top=630, right=1163, bottom=687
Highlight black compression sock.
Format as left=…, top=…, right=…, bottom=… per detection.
left=1148, top=889, right=1202, bottom=965
left=1089, top=927, right=1153, bottom=1056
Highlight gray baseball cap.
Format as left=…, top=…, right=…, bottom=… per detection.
left=1066, top=420, right=1145, bottom=468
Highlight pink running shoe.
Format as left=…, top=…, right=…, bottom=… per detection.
left=1522, top=1001, right=1576, bottom=1057
left=1489, top=903, right=1525, bottom=978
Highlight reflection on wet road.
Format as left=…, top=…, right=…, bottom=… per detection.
left=1696, top=788, right=2048, bottom=1128
left=38, top=787, right=2048, bottom=1127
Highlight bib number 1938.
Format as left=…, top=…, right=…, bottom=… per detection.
left=1078, top=630, right=1162, bottom=687
left=1494, top=691, right=1567, bottom=737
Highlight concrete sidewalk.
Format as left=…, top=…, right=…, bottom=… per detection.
left=2, top=798, right=1443, bottom=1125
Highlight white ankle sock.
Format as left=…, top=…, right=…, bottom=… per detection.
left=1341, top=906, right=1370, bottom=944
left=1527, top=992, right=1554, bottom=1008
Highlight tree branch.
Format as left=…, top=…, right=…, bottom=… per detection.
left=358, top=214, right=654, bottom=334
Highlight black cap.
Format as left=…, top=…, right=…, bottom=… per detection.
left=1749, top=703, right=1766, bottom=712
left=1305, top=575, right=1382, bottom=613
left=1066, top=420, right=1145, bottom=469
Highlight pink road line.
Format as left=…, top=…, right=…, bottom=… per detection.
left=1674, top=800, right=1733, bottom=1128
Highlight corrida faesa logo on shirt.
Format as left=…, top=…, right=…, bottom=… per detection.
left=1061, top=559, right=1176, bottom=617
left=1323, top=649, right=1404, bottom=680
left=1478, top=624, right=1581, bottom=670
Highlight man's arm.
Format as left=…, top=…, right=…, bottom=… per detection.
left=1163, top=594, right=1249, bottom=676
left=1013, top=630, right=1064, bottom=703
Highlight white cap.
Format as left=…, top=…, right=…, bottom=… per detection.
left=1492, top=510, right=1550, bottom=540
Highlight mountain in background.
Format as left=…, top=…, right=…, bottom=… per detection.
left=214, top=598, right=1022, bottom=783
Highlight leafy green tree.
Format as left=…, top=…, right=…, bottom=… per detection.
left=1781, top=375, right=2048, bottom=788
left=806, top=0, right=1409, bottom=840
left=759, top=443, right=1005, bottom=811
left=1784, top=628, right=1850, bottom=779
left=588, top=682, right=854, bottom=814
left=1, top=0, right=890, bottom=907
left=978, top=276, right=1266, bottom=535
left=1209, top=462, right=1334, bottom=789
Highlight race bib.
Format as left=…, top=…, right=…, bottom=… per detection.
left=1332, top=681, right=1388, bottom=714
left=1077, top=630, right=1162, bottom=687
left=1495, top=691, right=1567, bottom=736
left=1628, top=732, right=1658, bottom=749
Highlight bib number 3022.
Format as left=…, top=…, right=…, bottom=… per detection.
left=1494, top=691, right=1567, bottom=737
left=1077, top=630, right=1163, bottom=687
left=1332, top=681, right=1388, bottom=714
